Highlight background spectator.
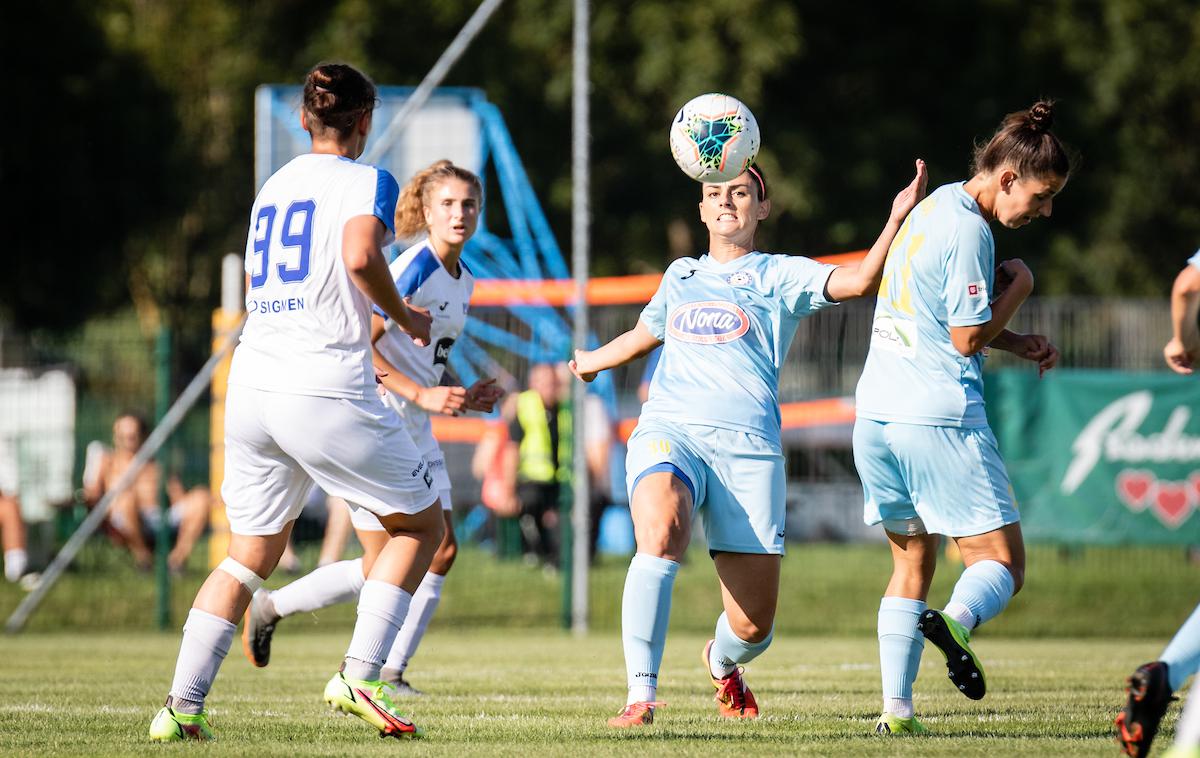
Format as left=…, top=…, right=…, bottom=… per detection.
left=83, top=412, right=210, bottom=572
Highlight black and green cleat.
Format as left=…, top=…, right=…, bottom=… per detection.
left=918, top=609, right=986, bottom=700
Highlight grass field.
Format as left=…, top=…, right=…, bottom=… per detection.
left=4, top=541, right=1198, bottom=637
left=0, top=629, right=1182, bottom=756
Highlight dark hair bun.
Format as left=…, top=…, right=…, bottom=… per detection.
left=302, top=63, right=377, bottom=137
left=1027, top=100, right=1055, bottom=133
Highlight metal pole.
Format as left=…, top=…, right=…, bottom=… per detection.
left=155, top=324, right=172, bottom=630
left=569, top=0, right=591, bottom=635
left=360, top=0, right=507, bottom=166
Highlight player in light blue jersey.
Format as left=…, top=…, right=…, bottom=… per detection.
left=570, top=159, right=928, bottom=727
left=241, top=161, right=503, bottom=696
left=1161, top=249, right=1200, bottom=374
left=151, top=63, right=437, bottom=743
left=1114, top=250, right=1200, bottom=758
left=854, top=101, right=1071, bottom=735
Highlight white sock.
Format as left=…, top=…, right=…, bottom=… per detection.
left=886, top=697, right=914, bottom=718
left=169, top=609, right=236, bottom=713
left=271, top=558, right=364, bottom=618
left=343, top=580, right=411, bottom=682
left=943, top=601, right=976, bottom=630
left=1175, top=688, right=1200, bottom=749
left=4, top=548, right=27, bottom=582
left=383, top=572, right=446, bottom=676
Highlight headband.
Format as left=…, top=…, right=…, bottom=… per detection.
left=746, top=164, right=766, bottom=200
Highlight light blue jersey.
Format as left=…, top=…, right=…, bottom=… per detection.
left=638, top=252, right=837, bottom=446
left=855, top=182, right=995, bottom=428
left=1189, top=248, right=1200, bottom=270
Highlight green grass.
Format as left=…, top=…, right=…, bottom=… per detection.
left=0, top=630, right=1183, bottom=756
left=3, top=541, right=1197, bottom=637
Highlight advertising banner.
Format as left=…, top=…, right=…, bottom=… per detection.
left=987, top=370, right=1200, bottom=544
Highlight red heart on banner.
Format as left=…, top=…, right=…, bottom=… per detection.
left=1152, top=482, right=1193, bottom=528
left=1116, top=470, right=1154, bottom=511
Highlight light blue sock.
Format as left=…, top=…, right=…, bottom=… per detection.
left=1161, top=603, right=1200, bottom=691
left=878, top=596, right=926, bottom=716
left=944, top=560, right=1015, bottom=630
left=621, top=553, right=679, bottom=703
left=709, top=611, right=773, bottom=678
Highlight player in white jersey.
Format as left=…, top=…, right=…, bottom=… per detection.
left=241, top=161, right=503, bottom=695
left=150, top=63, right=439, bottom=743
left=570, top=159, right=928, bottom=727
left=854, top=101, right=1070, bottom=736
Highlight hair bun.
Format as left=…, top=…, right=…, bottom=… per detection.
left=1028, top=100, right=1055, bottom=133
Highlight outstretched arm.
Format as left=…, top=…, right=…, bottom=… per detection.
left=569, top=320, right=662, bottom=382
left=1164, top=264, right=1200, bottom=374
left=824, top=159, right=928, bottom=302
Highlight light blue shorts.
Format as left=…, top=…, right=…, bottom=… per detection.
left=853, top=418, right=1019, bottom=537
left=625, top=418, right=786, bottom=555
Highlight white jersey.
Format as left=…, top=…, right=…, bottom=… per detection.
left=229, top=153, right=400, bottom=400
left=374, top=241, right=475, bottom=427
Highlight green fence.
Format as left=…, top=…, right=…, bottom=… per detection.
left=1, top=298, right=1196, bottom=636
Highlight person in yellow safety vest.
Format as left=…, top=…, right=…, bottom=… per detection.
left=505, top=363, right=572, bottom=566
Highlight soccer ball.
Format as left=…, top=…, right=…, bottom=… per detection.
left=669, top=93, right=761, bottom=183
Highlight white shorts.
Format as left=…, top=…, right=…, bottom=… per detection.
left=351, top=416, right=451, bottom=532
left=222, top=386, right=438, bottom=536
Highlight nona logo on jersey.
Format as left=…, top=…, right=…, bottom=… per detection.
left=667, top=301, right=750, bottom=344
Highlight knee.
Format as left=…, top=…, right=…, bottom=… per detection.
left=730, top=617, right=772, bottom=645
left=431, top=539, right=457, bottom=574
left=635, top=520, right=685, bottom=558
left=1005, top=562, right=1025, bottom=595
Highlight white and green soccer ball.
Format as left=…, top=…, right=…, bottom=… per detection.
left=669, top=93, right=761, bottom=183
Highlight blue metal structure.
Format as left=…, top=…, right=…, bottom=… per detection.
left=254, top=85, right=613, bottom=406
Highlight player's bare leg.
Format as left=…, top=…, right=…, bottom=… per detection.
left=704, top=553, right=779, bottom=718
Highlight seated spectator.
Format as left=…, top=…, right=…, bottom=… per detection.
left=83, top=411, right=209, bottom=572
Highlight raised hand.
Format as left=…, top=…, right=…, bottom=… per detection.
left=889, top=159, right=928, bottom=225
left=465, top=377, right=505, bottom=412
left=1163, top=336, right=1197, bottom=375
left=568, top=350, right=598, bottom=383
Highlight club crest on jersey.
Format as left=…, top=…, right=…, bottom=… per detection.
left=726, top=270, right=759, bottom=288
left=667, top=301, right=750, bottom=344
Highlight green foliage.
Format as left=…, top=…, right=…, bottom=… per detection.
left=0, top=630, right=1173, bottom=756
left=6, top=1, right=1197, bottom=340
